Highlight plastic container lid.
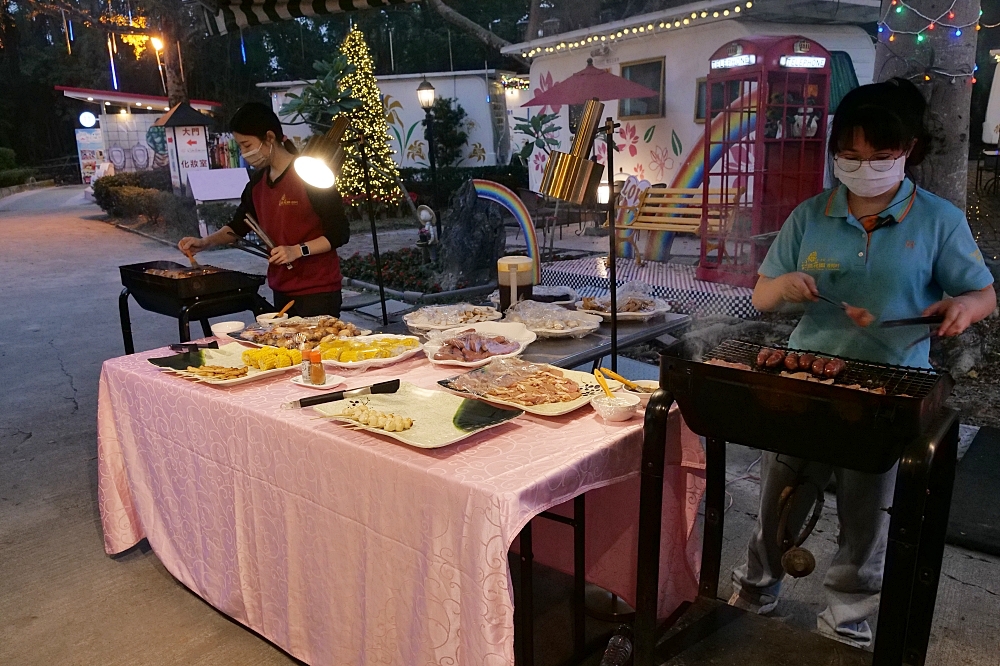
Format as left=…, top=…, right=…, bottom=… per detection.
left=497, top=256, right=535, bottom=273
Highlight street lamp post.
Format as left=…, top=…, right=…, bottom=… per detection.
left=416, top=79, right=441, bottom=238
left=151, top=37, right=167, bottom=96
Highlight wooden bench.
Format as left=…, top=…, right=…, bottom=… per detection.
left=619, top=185, right=746, bottom=264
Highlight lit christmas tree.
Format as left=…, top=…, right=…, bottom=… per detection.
left=337, top=27, right=400, bottom=203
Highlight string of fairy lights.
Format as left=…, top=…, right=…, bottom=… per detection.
left=876, top=0, right=999, bottom=84
left=520, top=1, right=754, bottom=59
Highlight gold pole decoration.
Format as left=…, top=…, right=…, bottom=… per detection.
left=538, top=98, right=606, bottom=206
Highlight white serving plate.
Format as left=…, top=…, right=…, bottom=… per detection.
left=320, top=334, right=425, bottom=371
left=403, top=304, right=502, bottom=335
left=575, top=298, right=671, bottom=321
left=422, top=322, right=537, bottom=368
left=147, top=342, right=296, bottom=386
left=291, top=374, right=346, bottom=390
left=314, top=382, right=523, bottom=449
left=438, top=366, right=621, bottom=417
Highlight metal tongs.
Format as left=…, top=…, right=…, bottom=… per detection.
left=244, top=212, right=293, bottom=270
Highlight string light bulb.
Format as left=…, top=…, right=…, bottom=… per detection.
left=956, top=28, right=962, bottom=36
left=917, top=33, right=925, bottom=42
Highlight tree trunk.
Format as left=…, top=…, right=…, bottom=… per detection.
left=525, top=0, right=542, bottom=41
left=160, top=15, right=188, bottom=107
left=424, top=0, right=529, bottom=69
left=873, top=0, right=980, bottom=209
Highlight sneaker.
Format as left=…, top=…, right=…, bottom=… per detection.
left=727, top=589, right=779, bottom=615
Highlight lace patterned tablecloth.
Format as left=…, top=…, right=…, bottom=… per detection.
left=98, top=347, right=705, bottom=665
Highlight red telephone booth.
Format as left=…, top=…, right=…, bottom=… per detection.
left=697, top=36, right=832, bottom=288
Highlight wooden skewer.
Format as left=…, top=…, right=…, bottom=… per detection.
left=277, top=300, right=295, bottom=317
left=593, top=369, right=615, bottom=399
left=599, top=366, right=640, bottom=390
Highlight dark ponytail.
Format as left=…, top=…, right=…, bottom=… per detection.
left=828, top=77, right=930, bottom=167
left=229, top=102, right=298, bottom=154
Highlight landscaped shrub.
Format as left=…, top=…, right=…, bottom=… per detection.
left=0, top=147, right=17, bottom=171
left=342, top=247, right=444, bottom=293
left=0, top=168, right=37, bottom=188
left=399, top=164, right=529, bottom=207
left=197, top=201, right=238, bottom=231
left=92, top=169, right=172, bottom=211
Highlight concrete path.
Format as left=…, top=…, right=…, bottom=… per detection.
left=1, top=186, right=999, bottom=665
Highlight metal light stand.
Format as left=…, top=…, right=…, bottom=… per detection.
left=354, top=136, right=390, bottom=326
left=423, top=108, right=442, bottom=239
left=600, top=117, right=621, bottom=372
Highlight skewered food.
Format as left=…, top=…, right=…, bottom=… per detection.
left=783, top=352, right=800, bottom=371
left=797, top=354, right=816, bottom=371
left=581, top=295, right=657, bottom=313
left=404, top=304, right=501, bottom=329
left=144, top=266, right=222, bottom=278
left=484, top=369, right=582, bottom=406
left=318, top=335, right=420, bottom=363
left=337, top=404, right=414, bottom=432
left=184, top=365, right=248, bottom=379
left=504, top=300, right=601, bottom=335
left=239, top=316, right=364, bottom=348
left=432, top=329, right=521, bottom=362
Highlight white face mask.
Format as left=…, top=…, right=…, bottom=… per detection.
left=833, top=156, right=906, bottom=198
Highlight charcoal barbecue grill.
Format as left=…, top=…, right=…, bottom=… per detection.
left=675, top=340, right=953, bottom=474
left=612, top=340, right=960, bottom=666
left=119, top=261, right=270, bottom=354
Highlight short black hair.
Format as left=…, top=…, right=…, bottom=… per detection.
left=828, top=78, right=930, bottom=166
left=229, top=102, right=283, bottom=142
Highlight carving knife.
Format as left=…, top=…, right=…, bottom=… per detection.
left=282, top=379, right=401, bottom=409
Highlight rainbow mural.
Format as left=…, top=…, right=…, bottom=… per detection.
left=473, top=179, right=541, bottom=283
left=619, top=93, right=757, bottom=262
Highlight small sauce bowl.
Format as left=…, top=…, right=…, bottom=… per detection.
left=591, top=393, right=641, bottom=422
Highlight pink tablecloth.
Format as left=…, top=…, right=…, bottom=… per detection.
left=97, top=347, right=705, bottom=665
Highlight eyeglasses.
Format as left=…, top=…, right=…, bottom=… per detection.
left=834, top=155, right=902, bottom=173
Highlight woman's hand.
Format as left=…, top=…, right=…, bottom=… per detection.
left=923, top=286, right=997, bottom=337
left=752, top=272, right=819, bottom=311
left=178, top=236, right=209, bottom=254
left=269, top=245, right=302, bottom=265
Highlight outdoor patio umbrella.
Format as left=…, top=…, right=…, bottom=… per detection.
left=521, top=59, right=659, bottom=107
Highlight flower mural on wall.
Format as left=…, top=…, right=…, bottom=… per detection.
left=532, top=71, right=562, bottom=115
left=532, top=151, right=548, bottom=173
left=632, top=163, right=646, bottom=181
left=466, top=142, right=487, bottom=163
left=385, top=93, right=423, bottom=162
left=648, top=145, right=675, bottom=181
left=619, top=123, right=639, bottom=157
left=593, top=139, right=607, bottom=165
left=406, top=139, right=427, bottom=163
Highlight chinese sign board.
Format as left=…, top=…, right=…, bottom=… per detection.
left=165, top=125, right=210, bottom=195
left=75, top=128, right=105, bottom=185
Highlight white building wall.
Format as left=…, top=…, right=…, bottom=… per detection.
left=266, top=71, right=506, bottom=168
left=519, top=20, right=874, bottom=190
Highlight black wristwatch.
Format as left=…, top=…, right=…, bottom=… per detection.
left=299, top=243, right=310, bottom=257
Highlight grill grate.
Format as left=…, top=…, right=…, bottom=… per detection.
left=704, top=340, right=942, bottom=399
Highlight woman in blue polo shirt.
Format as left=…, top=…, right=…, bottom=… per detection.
left=729, top=79, right=995, bottom=646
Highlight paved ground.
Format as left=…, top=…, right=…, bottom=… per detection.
left=1, top=186, right=999, bottom=665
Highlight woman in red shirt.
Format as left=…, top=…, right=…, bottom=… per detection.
left=179, top=103, right=349, bottom=316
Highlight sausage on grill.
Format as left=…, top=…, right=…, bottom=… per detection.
left=824, top=359, right=846, bottom=378
left=798, top=353, right=816, bottom=371
left=811, top=357, right=828, bottom=376
left=783, top=353, right=800, bottom=371
left=765, top=350, right=786, bottom=368
left=756, top=348, right=773, bottom=367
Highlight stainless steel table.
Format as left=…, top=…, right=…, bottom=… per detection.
left=519, top=313, right=689, bottom=369
left=373, top=312, right=690, bottom=370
